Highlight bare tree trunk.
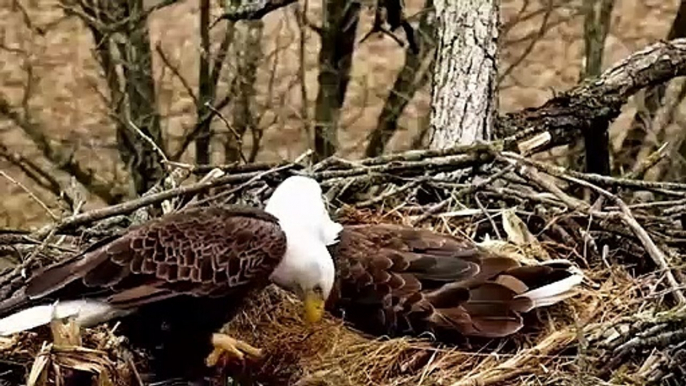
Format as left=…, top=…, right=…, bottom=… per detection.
left=196, top=0, right=213, bottom=166
left=572, top=0, right=614, bottom=176
left=428, top=0, right=499, bottom=150
left=312, top=0, right=360, bottom=161
left=124, top=0, right=164, bottom=193
left=364, top=0, right=436, bottom=157
left=226, top=20, right=263, bottom=163
left=86, top=0, right=164, bottom=197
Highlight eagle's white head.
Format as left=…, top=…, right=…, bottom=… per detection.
left=265, top=175, right=341, bottom=324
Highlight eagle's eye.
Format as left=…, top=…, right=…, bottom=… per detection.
left=313, top=285, right=323, bottom=295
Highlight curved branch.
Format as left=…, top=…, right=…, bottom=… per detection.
left=498, top=38, right=686, bottom=152
left=0, top=93, right=124, bottom=204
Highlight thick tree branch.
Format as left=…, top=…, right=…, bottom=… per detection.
left=497, top=38, right=686, bottom=153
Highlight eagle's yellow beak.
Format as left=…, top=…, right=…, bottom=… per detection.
left=303, top=289, right=325, bottom=324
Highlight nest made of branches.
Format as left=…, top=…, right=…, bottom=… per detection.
left=2, top=146, right=686, bottom=386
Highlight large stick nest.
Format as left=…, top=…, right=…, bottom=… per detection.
left=1, top=146, right=685, bottom=386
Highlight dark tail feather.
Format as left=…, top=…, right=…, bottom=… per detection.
left=423, top=262, right=583, bottom=338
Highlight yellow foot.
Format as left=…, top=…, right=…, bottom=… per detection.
left=205, top=333, right=263, bottom=367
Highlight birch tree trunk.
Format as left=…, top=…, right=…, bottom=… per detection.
left=428, top=0, right=499, bottom=150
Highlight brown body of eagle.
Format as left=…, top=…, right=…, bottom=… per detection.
left=0, top=212, right=580, bottom=384
left=327, top=224, right=581, bottom=341
left=0, top=206, right=287, bottom=313
left=0, top=206, right=288, bottom=383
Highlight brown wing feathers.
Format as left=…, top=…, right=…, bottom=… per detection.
left=21, top=206, right=287, bottom=310
left=328, top=224, right=581, bottom=340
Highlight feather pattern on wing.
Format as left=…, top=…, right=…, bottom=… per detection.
left=0, top=206, right=287, bottom=321
left=327, top=224, right=583, bottom=339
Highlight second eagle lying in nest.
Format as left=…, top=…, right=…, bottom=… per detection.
left=0, top=176, right=584, bottom=384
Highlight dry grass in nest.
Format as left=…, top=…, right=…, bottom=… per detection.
left=0, top=266, right=643, bottom=386
left=212, top=208, right=648, bottom=386
left=0, top=207, right=664, bottom=385
left=218, top=281, right=613, bottom=386
left=0, top=256, right=650, bottom=386
left=0, top=321, right=136, bottom=386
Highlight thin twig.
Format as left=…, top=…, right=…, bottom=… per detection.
left=503, top=152, right=686, bottom=192
left=414, top=164, right=515, bottom=223
left=563, top=174, right=686, bottom=305
left=475, top=192, right=502, bottom=240
left=154, top=42, right=198, bottom=104
left=204, top=102, right=248, bottom=164
left=355, top=178, right=427, bottom=208
left=127, top=119, right=170, bottom=166
left=0, top=170, right=58, bottom=221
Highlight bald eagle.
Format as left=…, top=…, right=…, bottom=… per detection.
left=326, top=224, right=584, bottom=341
left=0, top=175, right=341, bottom=382
left=0, top=176, right=583, bottom=383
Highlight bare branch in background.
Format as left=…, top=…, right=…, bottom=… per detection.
left=210, top=19, right=237, bottom=89
left=203, top=103, right=246, bottom=164
left=498, top=0, right=555, bottom=85
left=0, top=93, right=124, bottom=204
left=365, top=0, right=436, bottom=157
left=632, top=77, right=686, bottom=181
left=0, top=143, right=73, bottom=209
left=296, top=0, right=311, bottom=141
left=359, top=0, right=419, bottom=53
left=615, top=0, right=686, bottom=176
left=227, top=20, right=263, bottom=164
left=293, top=2, right=323, bottom=35
left=246, top=21, right=293, bottom=163
left=500, top=0, right=577, bottom=38
left=195, top=0, right=214, bottom=166
left=313, top=0, right=361, bottom=161
left=498, top=0, right=583, bottom=93
left=171, top=18, right=236, bottom=163
left=195, top=0, right=241, bottom=166
left=211, top=0, right=298, bottom=26
left=498, top=38, right=686, bottom=154
left=0, top=170, right=58, bottom=221
left=0, top=4, right=123, bottom=205
left=70, top=0, right=165, bottom=196
left=58, top=0, right=181, bottom=34
left=171, top=94, right=233, bottom=162
left=411, top=110, right=432, bottom=149
left=155, top=42, right=198, bottom=104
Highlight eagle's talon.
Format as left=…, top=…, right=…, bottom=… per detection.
left=205, top=333, right=262, bottom=367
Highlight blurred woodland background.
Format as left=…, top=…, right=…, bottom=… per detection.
left=0, top=0, right=682, bottom=228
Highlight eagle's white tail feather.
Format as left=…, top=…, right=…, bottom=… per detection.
left=515, top=270, right=584, bottom=312
left=0, top=299, right=129, bottom=336
left=527, top=289, right=579, bottom=309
